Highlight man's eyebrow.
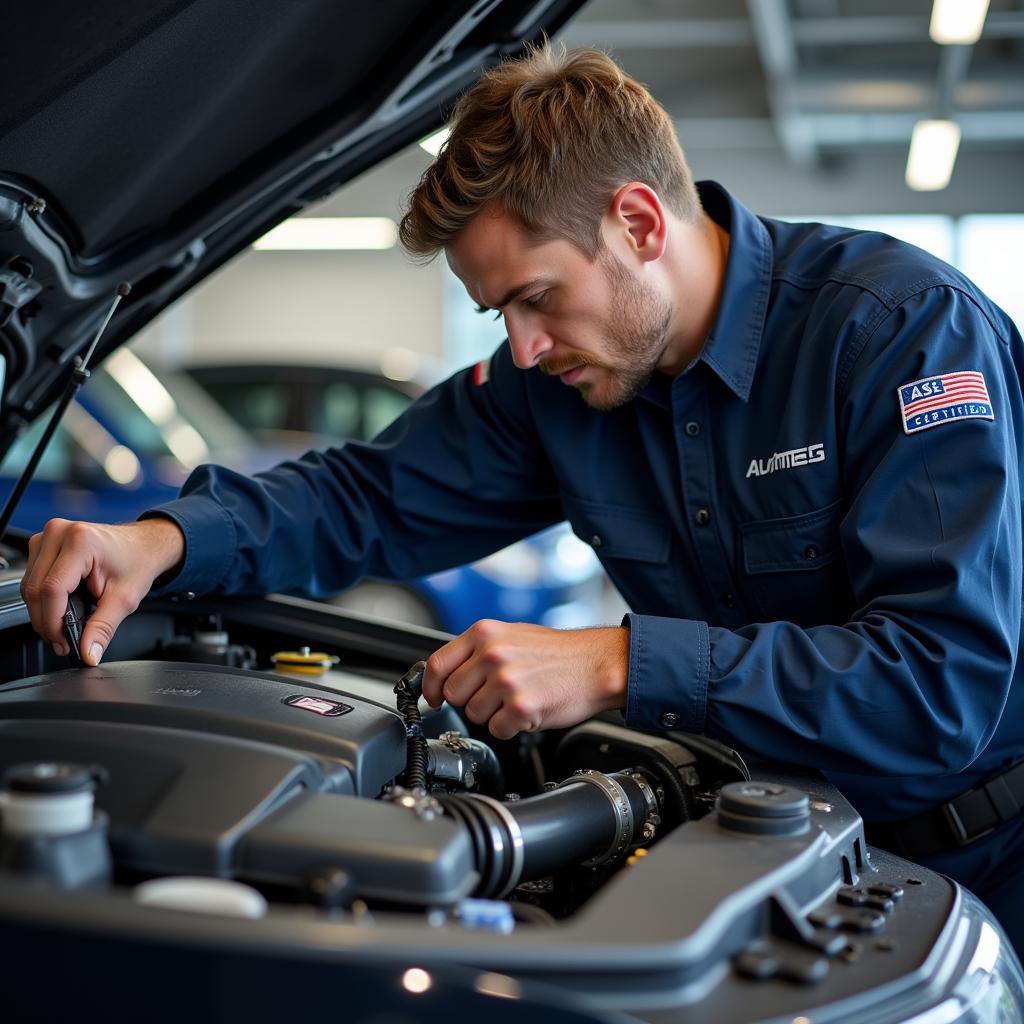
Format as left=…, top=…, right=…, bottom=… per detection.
left=475, top=278, right=548, bottom=313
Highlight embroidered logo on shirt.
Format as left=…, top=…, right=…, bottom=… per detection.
left=897, top=371, right=993, bottom=435
left=473, top=356, right=491, bottom=385
left=746, top=443, right=825, bottom=478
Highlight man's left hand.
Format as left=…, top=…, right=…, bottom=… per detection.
left=421, top=620, right=629, bottom=740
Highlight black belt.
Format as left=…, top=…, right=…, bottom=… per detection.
left=865, top=759, right=1024, bottom=862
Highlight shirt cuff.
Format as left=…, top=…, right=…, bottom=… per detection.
left=621, top=612, right=710, bottom=733
left=139, top=494, right=238, bottom=596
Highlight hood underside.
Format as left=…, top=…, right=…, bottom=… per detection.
left=0, top=0, right=585, bottom=454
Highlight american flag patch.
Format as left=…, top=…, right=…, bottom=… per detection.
left=897, top=370, right=994, bottom=435
left=473, top=356, right=491, bottom=386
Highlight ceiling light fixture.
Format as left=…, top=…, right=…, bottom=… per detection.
left=905, top=119, right=962, bottom=191
left=929, top=0, right=990, bottom=45
left=253, top=218, right=398, bottom=251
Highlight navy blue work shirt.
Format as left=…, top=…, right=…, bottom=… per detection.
left=149, top=182, right=1024, bottom=826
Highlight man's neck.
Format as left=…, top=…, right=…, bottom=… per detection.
left=658, top=212, right=731, bottom=377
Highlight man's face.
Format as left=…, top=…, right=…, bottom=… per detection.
left=446, top=206, right=673, bottom=411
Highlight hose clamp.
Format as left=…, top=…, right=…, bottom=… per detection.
left=563, top=770, right=635, bottom=867
left=622, top=769, right=661, bottom=843
left=386, top=786, right=443, bottom=821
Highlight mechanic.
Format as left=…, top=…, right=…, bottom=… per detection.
left=21, top=45, right=1024, bottom=947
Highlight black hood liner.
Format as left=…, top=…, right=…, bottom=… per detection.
left=0, top=0, right=585, bottom=451
left=3, top=0, right=496, bottom=257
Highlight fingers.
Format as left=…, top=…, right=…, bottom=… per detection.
left=487, top=706, right=527, bottom=742
left=20, top=518, right=157, bottom=664
left=422, top=619, right=539, bottom=738
left=425, top=623, right=626, bottom=741
left=21, top=519, right=91, bottom=648
left=463, top=680, right=503, bottom=726
left=422, top=619, right=500, bottom=706
left=80, top=585, right=140, bottom=666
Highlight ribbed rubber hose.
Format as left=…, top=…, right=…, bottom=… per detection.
left=441, top=770, right=655, bottom=898
left=394, top=661, right=428, bottom=794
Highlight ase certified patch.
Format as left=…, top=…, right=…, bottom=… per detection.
left=897, top=370, right=994, bottom=435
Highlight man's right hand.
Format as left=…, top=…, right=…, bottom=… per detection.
left=21, top=517, right=186, bottom=666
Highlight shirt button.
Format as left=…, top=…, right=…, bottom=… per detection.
left=721, top=593, right=736, bottom=609
left=695, top=508, right=711, bottom=526
left=659, top=712, right=679, bottom=728
left=804, top=545, right=818, bottom=560
left=589, top=534, right=602, bottom=549
left=684, top=421, right=701, bottom=437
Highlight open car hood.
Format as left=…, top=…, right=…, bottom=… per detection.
left=0, top=0, right=585, bottom=456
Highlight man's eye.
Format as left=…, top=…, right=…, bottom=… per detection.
left=474, top=304, right=503, bottom=321
left=523, top=292, right=547, bottom=308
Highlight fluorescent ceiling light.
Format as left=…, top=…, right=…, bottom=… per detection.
left=104, top=445, right=142, bottom=486
left=105, top=349, right=176, bottom=423
left=253, top=218, right=397, bottom=251
left=929, top=0, right=990, bottom=44
left=380, top=347, right=420, bottom=382
left=419, top=126, right=450, bottom=157
left=164, top=422, right=209, bottom=469
left=906, top=119, right=961, bottom=191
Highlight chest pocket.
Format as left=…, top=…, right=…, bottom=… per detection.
left=739, top=500, right=853, bottom=626
left=561, top=493, right=671, bottom=563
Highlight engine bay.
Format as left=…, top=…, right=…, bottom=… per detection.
left=0, top=565, right=973, bottom=1022
left=0, top=596, right=741, bottom=922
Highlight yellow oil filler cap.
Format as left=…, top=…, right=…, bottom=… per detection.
left=270, top=647, right=340, bottom=676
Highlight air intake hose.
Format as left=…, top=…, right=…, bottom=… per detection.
left=439, top=768, right=658, bottom=899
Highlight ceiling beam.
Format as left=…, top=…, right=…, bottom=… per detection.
left=788, top=70, right=1024, bottom=114
left=560, top=18, right=753, bottom=49
left=674, top=111, right=1024, bottom=150
left=746, top=0, right=818, bottom=168
left=560, top=11, right=1024, bottom=50
left=934, top=44, right=974, bottom=121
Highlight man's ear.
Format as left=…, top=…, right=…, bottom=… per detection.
left=607, top=183, right=667, bottom=263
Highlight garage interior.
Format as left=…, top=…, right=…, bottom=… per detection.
left=3, top=1, right=1024, bottom=1015
left=134, top=0, right=1024, bottom=382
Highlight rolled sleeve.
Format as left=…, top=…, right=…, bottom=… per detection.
left=622, top=612, right=710, bottom=733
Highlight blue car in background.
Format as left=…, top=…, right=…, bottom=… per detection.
left=0, top=348, right=262, bottom=529
left=0, top=351, right=605, bottom=634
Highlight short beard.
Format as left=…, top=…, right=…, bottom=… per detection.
left=578, top=249, right=672, bottom=411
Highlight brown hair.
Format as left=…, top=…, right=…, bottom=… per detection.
left=399, top=43, right=701, bottom=260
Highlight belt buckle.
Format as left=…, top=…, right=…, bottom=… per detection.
left=941, top=802, right=994, bottom=847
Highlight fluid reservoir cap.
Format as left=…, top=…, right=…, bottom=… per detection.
left=134, top=877, right=268, bottom=919
left=717, top=781, right=811, bottom=837
left=3, top=762, right=100, bottom=795
left=271, top=648, right=340, bottom=676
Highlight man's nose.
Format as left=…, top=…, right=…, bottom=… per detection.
left=506, top=315, right=554, bottom=369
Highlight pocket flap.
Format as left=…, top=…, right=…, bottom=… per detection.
left=741, top=501, right=843, bottom=574
left=561, top=493, right=671, bottom=563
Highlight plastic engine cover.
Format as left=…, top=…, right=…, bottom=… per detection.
left=0, top=661, right=408, bottom=796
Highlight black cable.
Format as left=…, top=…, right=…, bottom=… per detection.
left=394, top=660, right=428, bottom=794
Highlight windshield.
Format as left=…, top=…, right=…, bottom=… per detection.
left=0, top=350, right=254, bottom=484
left=97, top=350, right=251, bottom=464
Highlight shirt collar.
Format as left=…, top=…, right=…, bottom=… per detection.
left=639, top=180, right=772, bottom=407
